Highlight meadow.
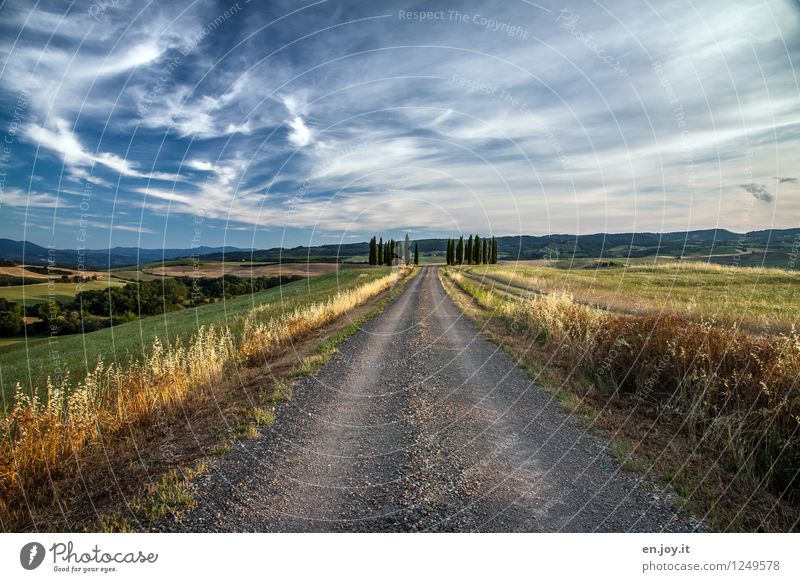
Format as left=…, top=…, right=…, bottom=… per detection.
left=442, top=263, right=800, bottom=531
left=0, top=267, right=390, bottom=411
left=471, top=261, right=800, bottom=334
left=0, top=278, right=127, bottom=305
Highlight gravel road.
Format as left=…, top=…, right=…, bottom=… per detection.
left=158, top=266, right=700, bottom=532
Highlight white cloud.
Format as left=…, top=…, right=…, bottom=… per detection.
left=113, top=224, right=158, bottom=235
left=134, top=187, right=195, bottom=205
left=27, top=118, right=184, bottom=182
left=185, top=159, right=215, bottom=171
left=288, top=116, right=312, bottom=148
left=0, top=187, right=65, bottom=208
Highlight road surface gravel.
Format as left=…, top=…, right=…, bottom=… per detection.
left=158, top=266, right=700, bottom=532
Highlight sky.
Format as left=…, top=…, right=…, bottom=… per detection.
left=0, top=0, right=798, bottom=250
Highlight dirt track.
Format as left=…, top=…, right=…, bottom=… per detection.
left=159, top=266, right=699, bottom=532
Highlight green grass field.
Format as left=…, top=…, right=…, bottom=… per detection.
left=0, top=279, right=128, bottom=305
left=467, top=261, right=800, bottom=334
left=0, top=267, right=390, bottom=410
left=343, top=254, right=444, bottom=265
left=111, top=270, right=164, bottom=282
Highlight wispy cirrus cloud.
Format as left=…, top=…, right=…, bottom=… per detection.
left=26, top=118, right=184, bottom=182
left=0, top=187, right=65, bottom=208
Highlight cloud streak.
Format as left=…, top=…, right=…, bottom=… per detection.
left=740, top=183, right=774, bottom=204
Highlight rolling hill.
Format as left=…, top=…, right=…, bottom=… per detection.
left=2, top=227, right=798, bottom=269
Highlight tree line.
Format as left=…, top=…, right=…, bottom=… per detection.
left=367, top=236, right=419, bottom=266
left=0, top=274, right=301, bottom=337
left=446, top=235, right=498, bottom=265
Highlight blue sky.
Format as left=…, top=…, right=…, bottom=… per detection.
left=0, top=0, right=798, bottom=250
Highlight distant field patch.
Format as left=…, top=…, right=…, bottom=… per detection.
left=112, top=270, right=164, bottom=282
left=0, top=266, right=48, bottom=279
left=499, top=259, right=559, bottom=268
left=0, top=279, right=127, bottom=305
left=0, top=265, right=114, bottom=281
left=143, top=261, right=345, bottom=278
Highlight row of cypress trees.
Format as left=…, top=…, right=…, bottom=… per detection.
left=446, top=235, right=498, bottom=265
left=368, top=236, right=403, bottom=266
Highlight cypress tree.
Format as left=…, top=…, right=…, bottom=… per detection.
left=468, top=236, right=473, bottom=264
left=473, top=235, right=480, bottom=264
left=378, top=238, right=383, bottom=266
left=469, top=236, right=478, bottom=265
left=469, top=235, right=475, bottom=264
left=482, top=238, right=487, bottom=264
left=414, top=242, right=419, bottom=265
left=448, top=239, right=453, bottom=265
left=456, top=236, right=464, bottom=265
left=491, top=237, right=498, bottom=263
left=369, top=236, right=376, bottom=265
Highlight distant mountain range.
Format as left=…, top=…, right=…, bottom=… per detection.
left=0, top=239, right=252, bottom=268
left=2, top=228, right=798, bottom=269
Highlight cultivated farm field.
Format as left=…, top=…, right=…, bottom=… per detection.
left=0, top=278, right=128, bottom=305
left=141, top=260, right=343, bottom=278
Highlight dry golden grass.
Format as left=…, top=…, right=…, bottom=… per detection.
left=0, top=265, right=115, bottom=280
left=445, top=268, right=800, bottom=530
left=468, top=261, right=800, bottom=335
left=0, top=266, right=48, bottom=279
left=240, top=270, right=409, bottom=362
left=0, top=267, right=410, bottom=531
